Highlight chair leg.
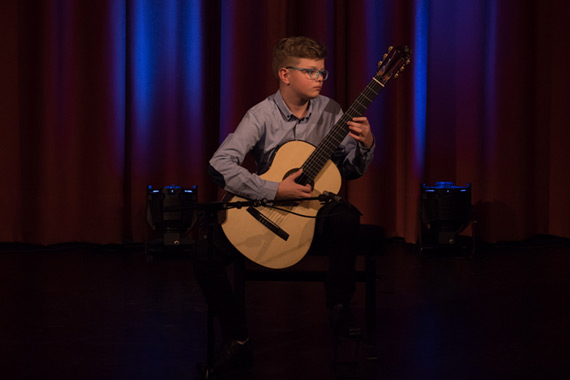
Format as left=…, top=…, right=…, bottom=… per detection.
left=234, top=256, right=246, bottom=308
left=333, top=337, right=361, bottom=379
left=364, top=253, right=377, bottom=360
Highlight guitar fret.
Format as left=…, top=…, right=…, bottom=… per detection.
left=361, top=93, right=374, bottom=103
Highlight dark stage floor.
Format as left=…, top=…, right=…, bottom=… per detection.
left=1, top=237, right=569, bottom=380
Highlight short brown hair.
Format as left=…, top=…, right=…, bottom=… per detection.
left=272, top=36, right=328, bottom=78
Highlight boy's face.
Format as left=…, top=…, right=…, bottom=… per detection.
left=285, top=58, right=325, bottom=100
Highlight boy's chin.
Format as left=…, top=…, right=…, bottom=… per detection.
left=309, top=90, right=322, bottom=98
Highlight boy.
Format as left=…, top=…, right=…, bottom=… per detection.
left=194, top=36, right=375, bottom=376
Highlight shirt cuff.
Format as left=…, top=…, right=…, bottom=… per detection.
left=259, top=180, right=280, bottom=200
left=358, top=139, right=375, bottom=155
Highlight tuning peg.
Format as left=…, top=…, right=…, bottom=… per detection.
left=394, top=73, right=400, bottom=79
left=388, top=46, right=393, bottom=51
left=378, top=60, right=383, bottom=66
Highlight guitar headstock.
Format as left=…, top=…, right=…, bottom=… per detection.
left=375, top=45, right=412, bottom=85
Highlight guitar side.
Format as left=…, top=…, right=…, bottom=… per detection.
left=221, top=140, right=342, bottom=269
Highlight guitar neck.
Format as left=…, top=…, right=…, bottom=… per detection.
left=295, top=45, right=411, bottom=187
left=298, top=77, right=384, bottom=185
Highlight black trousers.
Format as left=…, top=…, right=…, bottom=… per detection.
left=191, top=199, right=360, bottom=341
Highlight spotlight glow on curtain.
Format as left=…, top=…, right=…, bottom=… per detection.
left=412, top=0, right=428, bottom=176
left=131, top=0, right=158, bottom=157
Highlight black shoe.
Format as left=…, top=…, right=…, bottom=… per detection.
left=329, top=303, right=362, bottom=339
left=206, top=339, right=253, bottom=378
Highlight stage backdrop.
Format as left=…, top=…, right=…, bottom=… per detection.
left=1, top=0, right=569, bottom=245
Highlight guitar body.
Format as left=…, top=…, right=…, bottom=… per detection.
left=221, top=140, right=342, bottom=269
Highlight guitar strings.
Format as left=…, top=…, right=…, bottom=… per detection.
left=263, top=203, right=353, bottom=219
left=301, top=77, right=383, bottom=180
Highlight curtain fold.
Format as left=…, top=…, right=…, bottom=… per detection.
left=1, top=0, right=569, bottom=245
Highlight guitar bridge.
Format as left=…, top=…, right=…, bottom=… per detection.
left=246, top=207, right=289, bottom=241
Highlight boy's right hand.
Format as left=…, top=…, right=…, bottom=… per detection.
left=276, top=169, right=313, bottom=199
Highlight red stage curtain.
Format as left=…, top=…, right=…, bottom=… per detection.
left=1, top=0, right=569, bottom=245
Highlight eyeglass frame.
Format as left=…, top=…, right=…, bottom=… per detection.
left=286, top=66, right=329, bottom=81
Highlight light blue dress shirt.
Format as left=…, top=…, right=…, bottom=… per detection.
left=209, top=90, right=375, bottom=200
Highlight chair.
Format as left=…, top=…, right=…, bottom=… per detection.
left=233, top=223, right=385, bottom=360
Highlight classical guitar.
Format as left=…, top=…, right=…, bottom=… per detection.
left=221, top=46, right=411, bottom=269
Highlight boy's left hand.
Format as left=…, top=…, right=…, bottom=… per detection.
left=347, top=117, right=374, bottom=148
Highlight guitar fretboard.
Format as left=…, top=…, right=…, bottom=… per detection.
left=297, top=77, right=384, bottom=185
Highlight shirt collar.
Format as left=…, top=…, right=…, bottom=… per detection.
left=274, top=90, right=313, bottom=122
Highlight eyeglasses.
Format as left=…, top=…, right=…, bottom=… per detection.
left=286, top=66, right=329, bottom=81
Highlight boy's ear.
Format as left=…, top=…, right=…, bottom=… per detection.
left=278, top=67, right=290, bottom=85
